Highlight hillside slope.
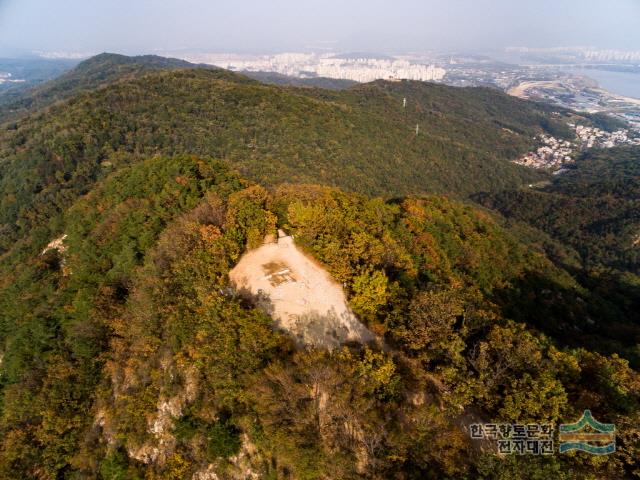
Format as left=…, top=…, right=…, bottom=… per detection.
left=475, top=146, right=640, bottom=274
left=0, top=156, right=637, bottom=478
left=0, top=54, right=575, bottom=253
left=0, top=53, right=217, bottom=122
left=242, top=70, right=358, bottom=89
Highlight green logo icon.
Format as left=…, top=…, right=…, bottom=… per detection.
left=559, top=410, right=615, bottom=455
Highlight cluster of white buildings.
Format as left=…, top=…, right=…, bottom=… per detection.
left=515, top=123, right=640, bottom=171
left=505, top=46, right=640, bottom=63
left=181, top=52, right=446, bottom=83
left=311, top=57, right=445, bottom=82
left=574, top=124, right=640, bottom=148
left=581, top=49, right=640, bottom=63
left=513, top=134, right=574, bottom=170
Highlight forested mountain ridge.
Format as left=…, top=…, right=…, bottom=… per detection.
left=0, top=54, right=576, bottom=256
left=1, top=155, right=638, bottom=479
left=0, top=53, right=219, bottom=122
left=241, top=70, right=358, bottom=89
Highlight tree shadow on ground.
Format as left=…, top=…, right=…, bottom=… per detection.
left=491, top=267, right=640, bottom=368
left=232, top=285, right=374, bottom=349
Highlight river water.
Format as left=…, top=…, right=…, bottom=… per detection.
left=572, top=68, right=640, bottom=99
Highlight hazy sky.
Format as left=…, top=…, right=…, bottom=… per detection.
left=1, top=0, right=639, bottom=56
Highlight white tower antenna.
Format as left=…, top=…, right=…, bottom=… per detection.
left=403, top=97, right=407, bottom=108
left=415, top=124, right=420, bottom=135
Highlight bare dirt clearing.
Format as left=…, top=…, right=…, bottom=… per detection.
left=229, top=231, right=374, bottom=348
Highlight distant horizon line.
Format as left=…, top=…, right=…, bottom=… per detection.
left=2, top=45, right=640, bottom=62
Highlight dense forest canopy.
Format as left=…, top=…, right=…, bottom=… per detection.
left=475, top=147, right=640, bottom=274
left=0, top=54, right=638, bottom=479
left=0, top=53, right=577, bottom=255
left=0, top=53, right=216, bottom=121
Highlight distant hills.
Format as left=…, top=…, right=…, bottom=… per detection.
left=0, top=53, right=575, bottom=252
left=241, top=70, right=357, bottom=89
left=0, top=53, right=217, bottom=121
left=0, top=57, right=78, bottom=102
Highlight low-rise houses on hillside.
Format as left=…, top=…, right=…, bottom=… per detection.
left=513, top=134, right=573, bottom=169
left=514, top=123, right=640, bottom=171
